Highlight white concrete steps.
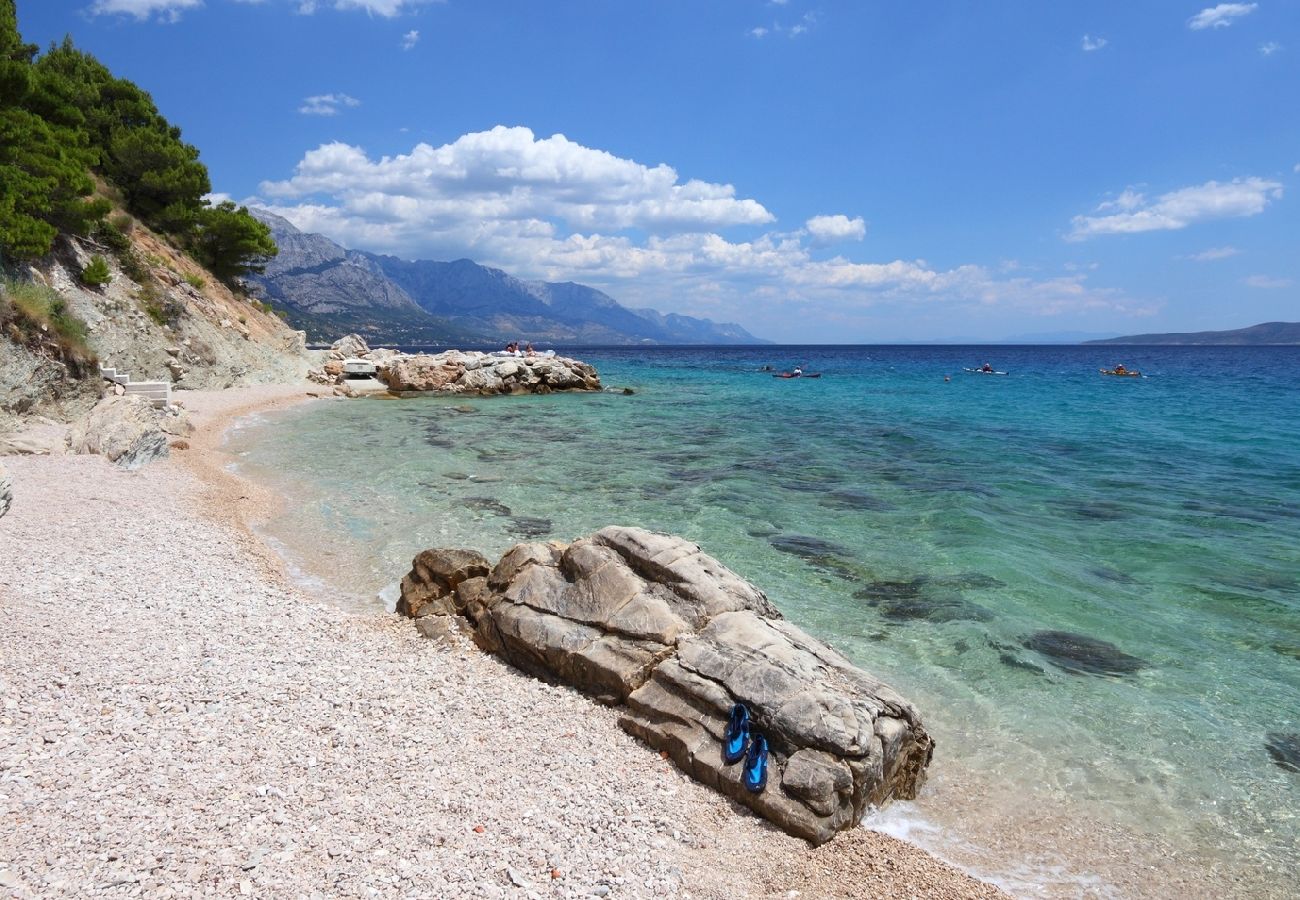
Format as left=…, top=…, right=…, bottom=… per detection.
left=100, top=364, right=171, bottom=409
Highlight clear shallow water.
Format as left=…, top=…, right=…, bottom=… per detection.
left=228, top=346, right=1300, bottom=897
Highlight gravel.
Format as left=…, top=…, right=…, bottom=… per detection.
left=0, top=386, right=1006, bottom=899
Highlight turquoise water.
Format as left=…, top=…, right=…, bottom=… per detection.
left=228, top=346, right=1300, bottom=896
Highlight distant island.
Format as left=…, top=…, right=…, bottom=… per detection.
left=1086, top=322, right=1300, bottom=346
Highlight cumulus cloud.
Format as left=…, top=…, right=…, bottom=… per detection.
left=298, top=93, right=361, bottom=116
left=401, top=29, right=420, bottom=50
left=331, top=0, right=443, bottom=15
left=260, top=126, right=775, bottom=231
left=1243, top=275, right=1293, bottom=288
left=245, top=125, right=1146, bottom=335
left=1188, top=3, right=1257, bottom=30
left=88, top=0, right=202, bottom=22
left=1068, top=177, right=1283, bottom=239
left=1188, top=246, right=1240, bottom=261
left=1082, top=34, right=1108, bottom=51
left=1259, top=41, right=1281, bottom=55
left=749, top=26, right=770, bottom=39
left=806, top=214, right=866, bottom=243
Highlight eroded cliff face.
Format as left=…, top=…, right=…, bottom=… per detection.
left=2, top=227, right=310, bottom=427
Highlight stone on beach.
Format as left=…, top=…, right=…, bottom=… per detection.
left=66, top=394, right=175, bottom=469
left=0, top=460, right=10, bottom=517
left=399, top=525, right=935, bottom=846
left=378, top=350, right=602, bottom=395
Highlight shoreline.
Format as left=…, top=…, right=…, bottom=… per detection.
left=0, top=383, right=1008, bottom=898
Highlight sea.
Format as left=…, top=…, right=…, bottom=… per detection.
left=225, top=345, right=1300, bottom=898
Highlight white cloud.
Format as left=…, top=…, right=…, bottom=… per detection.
left=1188, top=246, right=1240, bottom=261
left=331, top=0, right=443, bottom=15
left=806, top=214, right=866, bottom=243
left=247, top=125, right=1144, bottom=334
left=88, top=0, right=202, bottom=22
left=1243, top=275, right=1293, bottom=288
left=1082, top=34, right=1108, bottom=52
left=401, top=29, right=420, bottom=50
left=1188, top=3, right=1257, bottom=30
left=749, top=26, right=770, bottom=39
left=261, top=126, right=775, bottom=231
left=1259, top=41, right=1281, bottom=55
left=1068, top=177, right=1283, bottom=239
left=298, top=93, right=361, bottom=116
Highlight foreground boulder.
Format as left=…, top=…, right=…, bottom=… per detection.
left=0, top=461, right=10, bottom=518
left=379, top=351, right=601, bottom=395
left=398, top=526, right=933, bottom=845
left=68, top=395, right=172, bottom=469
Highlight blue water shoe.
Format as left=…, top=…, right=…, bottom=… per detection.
left=722, top=703, right=750, bottom=765
left=743, top=733, right=769, bottom=793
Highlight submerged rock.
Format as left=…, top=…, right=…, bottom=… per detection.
left=507, top=515, right=551, bottom=539
left=853, top=577, right=993, bottom=623
left=1022, top=630, right=1148, bottom=677
left=769, top=534, right=859, bottom=577
left=461, top=497, right=512, bottom=517
left=398, top=526, right=934, bottom=846
left=1264, top=732, right=1300, bottom=773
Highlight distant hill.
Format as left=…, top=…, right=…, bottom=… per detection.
left=1086, top=322, right=1300, bottom=346
left=249, top=211, right=767, bottom=346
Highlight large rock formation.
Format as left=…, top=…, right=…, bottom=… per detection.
left=67, top=395, right=189, bottom=469
left=398, top=526, right=933, bottom=845
left=379, top=351, right=602, bottom=395
left=0, top=461, right=11, bottom=518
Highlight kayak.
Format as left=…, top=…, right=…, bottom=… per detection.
left=773, top=372, right=821, bottom=379
left=963, top=368, right=1008, bottom=376
left=1099, top=369, right=1141, bottom=377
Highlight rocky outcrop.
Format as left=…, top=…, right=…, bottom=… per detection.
left=398, top=526, right=933, bottom=845
left=67, top=395, right=186, bottom=469
left=327, top=333, right=370, bottom=360
left=0, top=461, right=11, bottom=518
left=379, top=351, right=602, bottom=395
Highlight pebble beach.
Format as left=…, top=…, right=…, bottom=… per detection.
left=0, top=386, right=1006, bottom=899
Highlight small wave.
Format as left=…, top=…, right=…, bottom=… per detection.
left=863, top=804, right=1115, bottom=899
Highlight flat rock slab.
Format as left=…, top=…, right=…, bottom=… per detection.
left=398, top=525, right=933, bottom=845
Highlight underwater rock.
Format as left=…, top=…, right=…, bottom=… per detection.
left=1090, top=567, right=1137, bottom=585
left=461, top=497, right=512, bottom=516
left=769, top=535, right=859, bottom=577
left=507, top=515, right=551, bottom=539
left=998, top=652, right=1047, bottom=676
left=819, top=490, right=896, bottom=512
left=1022, top=630, right=1148, bottom=677
left=1264, top=732, right=1300, bottom=773
left=853, top=579, right=992, bottom=623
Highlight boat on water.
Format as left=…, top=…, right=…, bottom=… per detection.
left=964, top=367, right=1008, bottom=376
left=1100, top=364, right=1141, bottom=377
left=773, top=371, right=821, bottom=379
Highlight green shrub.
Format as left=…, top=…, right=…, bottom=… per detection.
left=79, top=254, right=111, bottom=287
left=118, top=249, right=149, bottom=284
left=182, top=272, right=204, bottom=289
left=0, top=277, right=96, bottom=373
left=92, top=217, right=131, bottom=255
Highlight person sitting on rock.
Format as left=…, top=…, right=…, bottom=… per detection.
left=525, top=342, right=536, bottom=357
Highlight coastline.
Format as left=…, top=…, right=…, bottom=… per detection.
left=0, top=384, right=1007, bottom=898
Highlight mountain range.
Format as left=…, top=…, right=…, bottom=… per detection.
left=1085, top=322, right=1300, bottom=345
left=249, top=211, right=765, bottom=346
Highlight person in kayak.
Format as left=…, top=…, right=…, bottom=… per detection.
left=980, top=363, right=994, bottom=373
left=792, top=366, right=803, bottom=376
left=1113, top=363, right=1127, bottom=374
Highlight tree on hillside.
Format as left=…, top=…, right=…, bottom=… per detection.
left=192, top=201, right=278, bottom=284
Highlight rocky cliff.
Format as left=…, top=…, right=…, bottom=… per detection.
left=1, top=223, right=310, bottom=430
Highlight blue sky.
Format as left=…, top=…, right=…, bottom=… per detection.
left=19, top=1, right=1300, bottom=341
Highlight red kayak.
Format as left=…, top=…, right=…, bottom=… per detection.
left=773, top=372, right=821, bottom=379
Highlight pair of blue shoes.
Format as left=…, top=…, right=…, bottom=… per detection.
left=722, top=703, right=768, bottom=793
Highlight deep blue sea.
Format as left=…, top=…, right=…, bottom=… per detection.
left=227, top=345, right=1300, bottom=897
